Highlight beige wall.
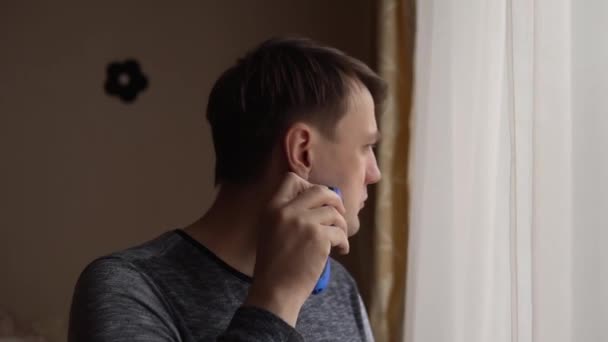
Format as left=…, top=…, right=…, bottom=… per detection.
left=0, top=1, right=376, bottom=340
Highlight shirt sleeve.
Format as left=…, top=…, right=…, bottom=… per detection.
left=68, top=257, right=304, bottom=342
left=68, top=257, right=181, bottom=342
left=218, top=306, right=304, bottom=342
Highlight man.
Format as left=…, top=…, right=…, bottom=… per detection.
left=69, top=37, right=386, bottom=341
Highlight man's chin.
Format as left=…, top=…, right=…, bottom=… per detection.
left=347, top=219, right=361, bottom=237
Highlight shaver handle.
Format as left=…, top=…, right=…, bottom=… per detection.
left=312, top=186, right=341, bottom=295
left=312, top=260, right=331, bottom=294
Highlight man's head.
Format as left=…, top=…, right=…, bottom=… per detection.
left=207, top=37, right=386, bottom=235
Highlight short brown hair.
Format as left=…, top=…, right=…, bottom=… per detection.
left=206, top=37, right=387, bottom=185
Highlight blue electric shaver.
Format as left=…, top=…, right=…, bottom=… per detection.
left=312, top=186, right=342, bottom=295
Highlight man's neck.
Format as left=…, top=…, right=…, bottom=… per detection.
left=184, top=181, right=277, bottom=277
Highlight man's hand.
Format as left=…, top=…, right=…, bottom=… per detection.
left=244, top=172, right=349, bottom=326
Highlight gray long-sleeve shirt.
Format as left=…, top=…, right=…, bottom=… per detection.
left=69, top=229, right=374, bottom=341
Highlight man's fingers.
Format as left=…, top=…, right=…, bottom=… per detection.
left=272, top=172, right=313, bottom=207
left=323, top=225, right=350, bottom=255
left=270, top=172, right=349, bottom=254
left=288, top=185, right=346, bottom=215
left=308, top=206, right=348, bottom=237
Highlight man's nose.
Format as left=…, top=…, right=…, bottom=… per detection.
left=366, top=157, right=381, bottom=185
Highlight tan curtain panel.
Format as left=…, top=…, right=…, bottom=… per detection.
left=369, top=0, right=415, bottom=341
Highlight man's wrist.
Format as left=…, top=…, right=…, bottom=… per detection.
left=244, top=284, right=304, bottom=327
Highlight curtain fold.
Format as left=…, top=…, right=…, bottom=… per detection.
left=371, top=0, right=415, bottom=341
left=406, top=1, right=512, bottom=341
left=399, top=0, right=607, bottom=341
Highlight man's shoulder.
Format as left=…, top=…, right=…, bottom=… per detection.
left=328, top=257, right=359, bottom=292
left=298, top=258, right=371, bottom=341
left=109, top=230, right=183, bottom=263
left=323, top=257, right=365, bottom=309
left=75, top=230, right=187, bottom=289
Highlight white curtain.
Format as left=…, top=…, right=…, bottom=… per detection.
left=406, top=0, right=608, bottom=341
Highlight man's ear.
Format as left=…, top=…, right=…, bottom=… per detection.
left=283, top=122, right=315, bottom=180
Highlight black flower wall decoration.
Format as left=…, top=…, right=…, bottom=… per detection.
left=104, top=59, right=148, bottom=103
